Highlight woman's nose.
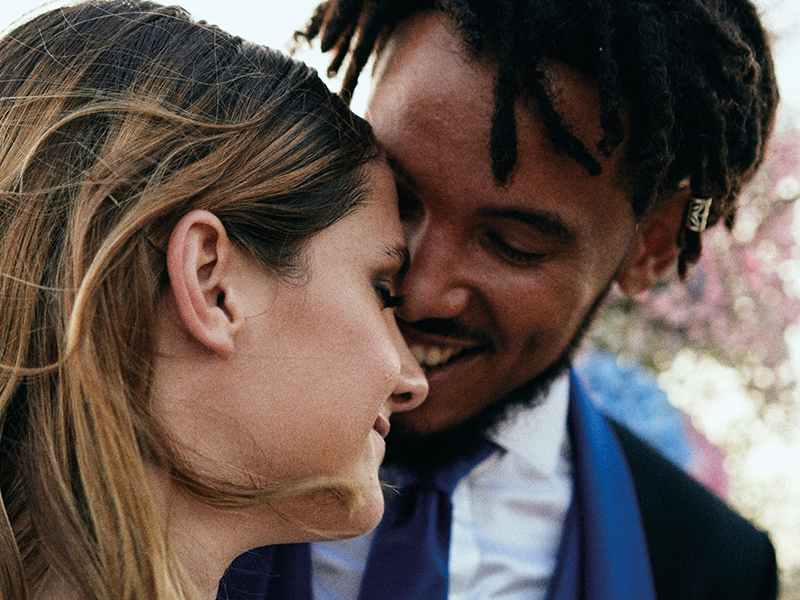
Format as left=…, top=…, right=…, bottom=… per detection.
left=388, top=318, right=428, bottom=412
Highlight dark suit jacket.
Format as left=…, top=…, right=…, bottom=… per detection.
left=611, top=421, right=779, bottom=600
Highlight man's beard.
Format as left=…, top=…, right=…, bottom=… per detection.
left=383, top=350, right=572, bottom=472
left=384, top=279, right=612, bottom=474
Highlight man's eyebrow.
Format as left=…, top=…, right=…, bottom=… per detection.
left=384, top=244, right=411, bottom=280
left=479, top=207, right=576, bottom=244
left=385, top=152, right=575, bottom=244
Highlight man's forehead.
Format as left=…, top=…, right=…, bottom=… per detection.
left=372, top=11, right=613, bottom=161
left=372, top=11, right=494, bottom=104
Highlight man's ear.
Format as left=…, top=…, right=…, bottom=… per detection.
left=166, top=209, right=241, bottom=356
left=615, top=188, right=690, bottom=298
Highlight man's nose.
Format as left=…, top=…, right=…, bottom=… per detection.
left=397, top=224, right=472, bottom=323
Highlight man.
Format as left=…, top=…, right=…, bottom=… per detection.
left=218, top=1, right=779, bottom=598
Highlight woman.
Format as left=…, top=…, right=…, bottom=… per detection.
left=0, top=1, right=427, bottom=598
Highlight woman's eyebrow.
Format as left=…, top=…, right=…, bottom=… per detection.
left=384, top=244, right=411, bottom=279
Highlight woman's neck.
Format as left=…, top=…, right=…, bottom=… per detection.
left=147, top=467, right=308, bottom=600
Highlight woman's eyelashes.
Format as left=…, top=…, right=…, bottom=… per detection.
left=376, top=283, right=405, bottom=309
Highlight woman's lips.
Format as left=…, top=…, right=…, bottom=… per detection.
left=373, top=414, right=391, bottom=439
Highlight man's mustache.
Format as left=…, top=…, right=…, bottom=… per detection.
left=398, top=317, right=493, bottom=348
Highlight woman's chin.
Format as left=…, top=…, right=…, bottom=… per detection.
left=313, top=482, right=385, bottom=541
left=264, top=480, right=385, bottom=544
left=345, top=483, right=385, bottom=536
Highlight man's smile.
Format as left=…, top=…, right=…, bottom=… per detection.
left=398, top=318, right=492, bottom=371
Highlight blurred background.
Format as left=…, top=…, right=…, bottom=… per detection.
left=2, top=0, right=799, bottom=597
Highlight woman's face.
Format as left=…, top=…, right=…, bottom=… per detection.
left=153, top=161, right=427, bottom=544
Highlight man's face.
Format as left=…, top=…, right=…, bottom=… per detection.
left=365, top=12, right=646, bottom=436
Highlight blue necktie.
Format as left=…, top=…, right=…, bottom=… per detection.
left=356, top=440, right=498, bottom=600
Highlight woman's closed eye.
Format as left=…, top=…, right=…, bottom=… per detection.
left=375, top=243, right=410, bottom=309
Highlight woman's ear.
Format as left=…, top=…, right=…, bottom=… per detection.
left=166, top=209, right=241, bottom=356
left=615, top=188, right=690, bottom=298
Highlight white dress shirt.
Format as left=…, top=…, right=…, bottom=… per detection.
left=312, top=373, right=573, bottom=600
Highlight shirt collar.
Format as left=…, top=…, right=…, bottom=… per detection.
left=488, top=371, right=571, bottom=478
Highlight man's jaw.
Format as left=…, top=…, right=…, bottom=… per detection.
left=384, top=354, right=570, bottom=473
left=388, top=277, right=614, bottom=473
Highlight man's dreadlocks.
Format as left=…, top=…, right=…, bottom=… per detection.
left=297, top=0, right=778, bottom=276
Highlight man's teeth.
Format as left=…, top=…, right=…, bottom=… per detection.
left=410, top=345, right=460, bottom=368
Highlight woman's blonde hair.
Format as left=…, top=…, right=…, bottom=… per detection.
left=0, top=1, right=379, bottom=597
